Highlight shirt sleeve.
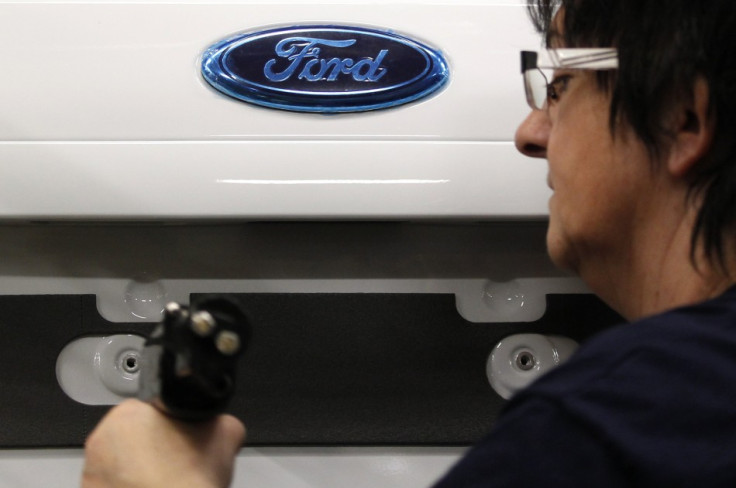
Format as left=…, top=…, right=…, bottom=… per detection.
left=431, top=396, right=630, bottom=487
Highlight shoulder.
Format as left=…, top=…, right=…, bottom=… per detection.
left=493, top=288, right=736, bottom=483
left=434, top=289, right=736, bottom=487
left=522, top=286, right=736, bottom=400
left=432, top=395, right=629, bottom=488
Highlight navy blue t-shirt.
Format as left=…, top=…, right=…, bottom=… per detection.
left=433, top=287, right=736, bottom=487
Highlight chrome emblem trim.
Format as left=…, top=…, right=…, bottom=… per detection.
left=201, top=25, right=450, bottom=113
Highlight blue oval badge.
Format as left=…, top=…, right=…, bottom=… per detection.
left=201, top=25, right=450, bottom=113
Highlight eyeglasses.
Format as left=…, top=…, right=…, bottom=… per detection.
left=521, top=49, right=618, bottom=110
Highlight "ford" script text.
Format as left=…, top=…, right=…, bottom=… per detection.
left=264, top=37, right=388, bottom=83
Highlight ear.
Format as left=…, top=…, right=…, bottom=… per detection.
left=667, top=77, right=714, bottom=178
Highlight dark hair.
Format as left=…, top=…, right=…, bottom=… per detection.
left=528, top=0, right=736, bottom=268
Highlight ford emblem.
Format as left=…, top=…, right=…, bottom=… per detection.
left=201, top=25, right=450, bottom=113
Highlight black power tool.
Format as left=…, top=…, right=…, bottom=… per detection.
left=138, top=297, right=250, bottom=421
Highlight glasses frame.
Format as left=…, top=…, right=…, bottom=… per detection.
left=521, top=48, right=618, bottom=110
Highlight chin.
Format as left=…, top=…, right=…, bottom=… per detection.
left=545, top=224, right=579, bottom=273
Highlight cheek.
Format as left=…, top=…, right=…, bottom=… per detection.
left=542, top=83, right=649, bottom=269
left=547, top=160, right=643, bottom=274
left=545, top=149, right=625, bottom=264
left=546, top=112, right=616, bottom=205
left=550, top=166, right=625, bottom=228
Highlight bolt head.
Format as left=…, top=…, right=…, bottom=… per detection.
left=191, top=311, right=216, bottom=337
left=215, top=331, right=241, bottom=356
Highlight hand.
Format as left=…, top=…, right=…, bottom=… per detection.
left=82, top=399, right=245, bottom=488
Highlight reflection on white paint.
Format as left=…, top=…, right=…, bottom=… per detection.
left=216, top=179, right=451, bottom=185
left=0, top=448, right=466, bottom=488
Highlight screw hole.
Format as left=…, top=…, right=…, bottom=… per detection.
left=515, top=351, right=536, bottom=371
left=121, top=352, right=140, bottom=374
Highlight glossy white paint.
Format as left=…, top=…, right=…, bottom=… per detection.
left=1, top=275, right=585, bottom=323
left=0, top=142, right=546, bottom=219
left=0, top=223, right=586, bottom=323
left=487, top=333, right=579, bottom=399
left=56, top=331, right=582, bottom=407
left=0, top=1, right=557, bottom=485
left=0, top=220, right=579, bottom=485
left=0, top=447, right=465, bottom=488
left=57, top=335, right=146, bottom=405
left=0, top=0, right=544, bottom=220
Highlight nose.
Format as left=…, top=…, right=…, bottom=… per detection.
left=514, top=110, right=549, bottom=158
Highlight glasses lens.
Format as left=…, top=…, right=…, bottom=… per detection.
left=523, top=69, right=549, bottom=110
